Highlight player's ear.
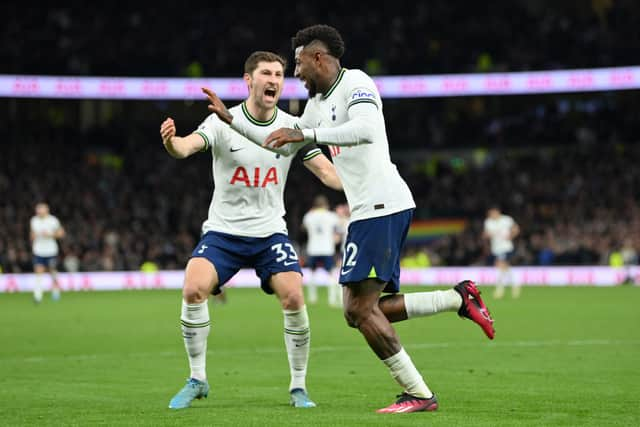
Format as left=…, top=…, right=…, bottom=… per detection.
left=243, top=72, right=252, bottom=88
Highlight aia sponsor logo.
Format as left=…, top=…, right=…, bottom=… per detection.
left=12, top=78, right=39, bottom=94
left=441, top=78, right=468, bottom=92
left=98, top=80, right=125, bottom=95
left=55, top=79, right=82, bottom=95
left=230, top=166, right=278, bottom=187
left=141, top=80, right=168, bottom=95
left=527, top=74, right=552, bottom=89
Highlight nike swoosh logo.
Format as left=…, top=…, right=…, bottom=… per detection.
left=340, top=268, right=353, bottom=275
left=230, top=147, right=244, bottom=152
left=283, top=261, right=298, bottom=266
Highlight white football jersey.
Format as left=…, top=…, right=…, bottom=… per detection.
left=298, top=69, right=415, bottom=222
left=30, top=215, right=61, bottom=257
left=195, top=103, right=320, bottom=238
left=303, top=208, right=339, bottom=256
left=484, top=214, right=516, bottom=255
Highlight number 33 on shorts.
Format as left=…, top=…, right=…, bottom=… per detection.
left=271, top=242, right=299, bottom=266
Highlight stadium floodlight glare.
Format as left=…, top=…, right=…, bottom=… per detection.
left=0, top=66, right=638, bottom=100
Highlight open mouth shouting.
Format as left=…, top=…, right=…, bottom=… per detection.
left=264, top=87, right=278, bottom=101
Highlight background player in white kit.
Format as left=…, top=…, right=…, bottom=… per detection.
left=30, top=202, right=65, bottom=303
left=203, top=25, right=495, bottom=414
left=301, top=194, right=340, bottom=305
left=331, top=203, right=350, bottom=308
left=160, top=51, right=342, bottom=410
left=483, top=206, right=521, bottom=298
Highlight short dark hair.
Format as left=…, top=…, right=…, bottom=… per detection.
left=244, top=51, right=287, bottom=75
left=291, top=24, right=345, bottom=59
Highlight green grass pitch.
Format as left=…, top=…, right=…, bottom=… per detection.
left=1, top=285, right=639, bottom=426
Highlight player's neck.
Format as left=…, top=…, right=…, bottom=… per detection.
left=244, top=99, right=275, bottom=122
left=319, top=63, right=342, bottom=96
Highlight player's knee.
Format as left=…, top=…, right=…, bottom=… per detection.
left=343, top=306, right=368, bottom=329
left=182, top=280, right=209, bottom=303
left=279, top=288, right=304, bottom=310
left=343, top=311, right=358, bottom=328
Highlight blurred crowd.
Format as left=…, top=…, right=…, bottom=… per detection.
left=401, top=142, right=640, bottom=267
left=1, top=1, right=639, bottom=273
left=2, top=1, right=636, bottom=77
left=1, top=112, right=637, bottom=273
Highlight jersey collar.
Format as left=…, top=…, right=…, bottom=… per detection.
left=322, top=68, right=346, bottom=99
left=241, top=102, right=278, bottom=126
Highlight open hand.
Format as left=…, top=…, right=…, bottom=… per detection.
left=160, top=117, right=176, bottom=147
left=202, top=87, right=234, bottom=124
left=264, top=128, right=305, bottom=149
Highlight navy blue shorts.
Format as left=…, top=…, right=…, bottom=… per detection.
left=33, top=255, right=57, bottom=269
left=307, top=255, right=335, bottom=271
left=488, top=250, right=515, bottom=265
left=191, top=231, right=302, bottom=294
left=339, top=209, right=414, bottom=293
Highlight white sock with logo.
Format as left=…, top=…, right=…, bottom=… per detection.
left=383, top=348, right=433, bottom=398
left=283, top=306, right=310, bottom=391
left=180, top=300, right=210, bottom=382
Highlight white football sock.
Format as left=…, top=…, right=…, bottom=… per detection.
left=494, top=271, right=506, bottom=298
left=508, top=269, right=521, bottom=297
left=306, top=275, right=318, bottom=304
left=383, top=348, right=433, bottom=398
left=33, top=275, right=43, bottom=302
left=180, top=300, right=210, bottom=382
left=51, top=273, right=61, bottom=300
left=328, top=281, right=342, bottom=307
left=283, top=306, right=310, bottom=391
left=404, top=290, right=462, bottom=318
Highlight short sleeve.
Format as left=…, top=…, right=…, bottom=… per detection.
left=347, top=86, right=380, bottom=111
left=346, top=72, right=380, bottom=111
left=298, top=143, right=323, bottom=163
left=193, top=115, right=219, bottom=152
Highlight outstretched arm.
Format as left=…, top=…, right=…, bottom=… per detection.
left=160, top=117, right=207, bottom=159
left=264, top=102, right=378, bottom=149
left=201, top=87, right=297, bottom=157
left=201, top=87, right=234, bottom=125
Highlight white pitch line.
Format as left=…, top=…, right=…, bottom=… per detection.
left=3, top=339, right=638, bottom=365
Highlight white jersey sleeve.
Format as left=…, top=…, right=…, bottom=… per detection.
left=298, top=69, right=415, bottom=222
left=31, top=215, right=61, bottom=257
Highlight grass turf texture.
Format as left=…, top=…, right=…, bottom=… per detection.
left=1, top=286, right=639, bottom=426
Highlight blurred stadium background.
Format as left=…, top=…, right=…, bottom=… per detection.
left=1, top=2, right=640, bottom=426
left=1, top=1, right=639, bottom=281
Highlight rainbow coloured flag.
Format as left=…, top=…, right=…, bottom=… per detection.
left=406, top=219, right=467, bottom=243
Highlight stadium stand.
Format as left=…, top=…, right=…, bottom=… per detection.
left=1, top=1, right=638, bottom=272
